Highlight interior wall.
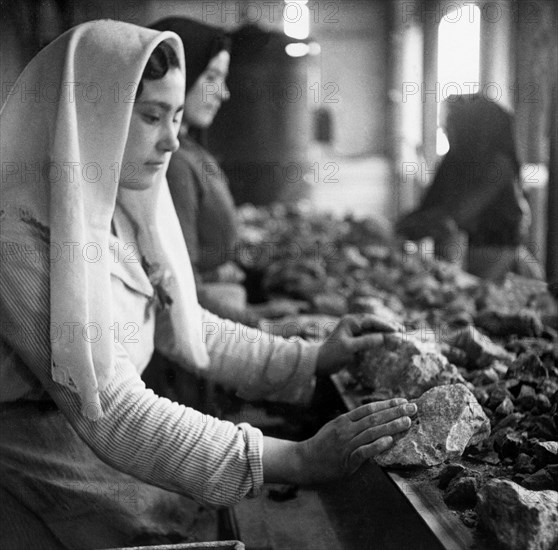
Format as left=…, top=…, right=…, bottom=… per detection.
left=387, top=0, right=425, bottom=217
left=308, top=1, right=389, bottom=156
left=149, top=1, right=391, bottom=157
left=514, top=0, right=556, bottom=165
left=479, top=0, right=515, bottom=110
left=514, top=0, right=556, bottom=272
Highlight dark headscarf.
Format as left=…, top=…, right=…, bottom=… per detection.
left=150, top=17, right=231, bottom=93
left=421, top=94, right=520, bottom=213
left=399, top=94, right=525, bottom=246
left=442, top=94, right=520, bottom=169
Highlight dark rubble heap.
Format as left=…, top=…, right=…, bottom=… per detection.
left=236, top=203, right=558, bottom=548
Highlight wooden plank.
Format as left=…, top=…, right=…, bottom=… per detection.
left=233, top=466, right=446, bottom=550
left=234, top=484, right=345, bottom=550
left=388, top=473, right=475, bottom=550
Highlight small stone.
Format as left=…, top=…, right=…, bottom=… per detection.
left=444, top=476, right=478, bottom=507
left=348, top=296, right=402, bottom=325
left=440, top=343, right=469, bottom=367
left=482, top=406, right=494, bottom=422
left=534, top=441, right=558, bottom=467
left=495, top=396, right=515, bottom=416
left=505, top=378, right=521, bottom=393
left=515, top=453, right=536, bottom=474
left=311, top=293, right=348, bottom=317
left=548, top=465, right=558, bottom=483
left=498, top=432, right=527, bottom=459
left=527, top=415, right=558, bottom=440
left=446, top=326, right=514, bottom=368
left=477, top=451, right=501, bottom=465
left=460, top=509, right=478, bottom=528
left=512, top=473, right=527, bottom=484
left=376, top=384, right=490, bottom=468
left=517, top=385, right=537, bottom=411
left=534, top=394, right=552, bottom=414
left=491, top=361, right=509, bottom=376
left=474, top=309, right=543, bottom=338
left=507, top=351, right=549, bottom=382
left=477, top=479, right=558, bottom=550
left=438, top=463, right=467, bottom=489
left=472, top=387, right=489, bottom=406
left=522, top=468, right=557, bottom=491
left=494, top=412, right=524, bottom=431
left=487, top=385, right=514, bottom=410
left=472, top=367, right=500, bottom=386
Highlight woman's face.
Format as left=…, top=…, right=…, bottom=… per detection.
left=120, top=67, right=185, bottom=190
left=183, top=50, right=230, bottom=129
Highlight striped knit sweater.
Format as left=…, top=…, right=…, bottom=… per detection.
left=0, top=219, right=319, bottom=506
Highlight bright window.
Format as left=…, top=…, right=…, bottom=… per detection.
left=283, top=1, right=310, bottom=40
left=436, top=4, right=481, bottom=155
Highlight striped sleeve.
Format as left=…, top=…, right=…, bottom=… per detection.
left=0, top=227, right=264, bottom=506
left=200, top=308, right=320, bottom=405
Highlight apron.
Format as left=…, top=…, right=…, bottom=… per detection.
left=0, top=402, right=217, bottom=550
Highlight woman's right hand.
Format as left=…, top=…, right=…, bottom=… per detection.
left=263, top=398, right=416, bottom=485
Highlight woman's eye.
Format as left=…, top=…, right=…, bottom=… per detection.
left=142, top=113, right=160, bottom=124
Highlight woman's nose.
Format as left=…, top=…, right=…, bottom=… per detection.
left=159, top=126, right=180, bottom=153
left=221, top=82, right=230, bottom=102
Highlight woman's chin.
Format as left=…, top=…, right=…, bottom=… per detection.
left=119, top=175, right=157, bottom=191
left=188, top=113, right=216, bottom=130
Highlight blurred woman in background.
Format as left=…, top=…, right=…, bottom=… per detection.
left=397, top=94, right=544, bottom=282
left=150, top=17, right=297, bottom=325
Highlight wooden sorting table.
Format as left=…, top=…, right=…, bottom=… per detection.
left=231, top=372, right=487, bottom=550
left=329, top=371, right=484, bottom=550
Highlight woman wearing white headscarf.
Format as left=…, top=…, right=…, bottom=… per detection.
left=0, top=20, right=416, bottom=549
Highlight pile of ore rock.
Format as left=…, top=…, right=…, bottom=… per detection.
left=236, top=203, right=558, bottom=549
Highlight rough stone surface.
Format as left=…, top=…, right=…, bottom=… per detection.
left=446, top=326, right=515, bottom=368
left=477, top=479, right=558, bottom=550
left=444, top=476, right=479, bottom=507
left=522, top=469, right=557, bottom=491
left=506, top=351, right=549, bottom=383
left=474, top=309, right=544, bottom=338
left=355, top=335, right=465, bottom=399
left=517, top=384, right=538, bottom=411
left=438, top=464, right=467, bottom=489
left=495, top=396, right=515, bottom=416
left=349, top=296, right=404, bottom=325
left=534, top=442, right=558, bottom=466
left=375, top=384, right=490, bottom=467
left=311, top=292, right=348, bottom=317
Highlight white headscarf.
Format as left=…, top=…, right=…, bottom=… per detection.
left=0, top=20, right=209, bottom=419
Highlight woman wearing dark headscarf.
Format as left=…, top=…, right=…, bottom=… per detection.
left=150, top=17, right=270, bottom=325
left=396, top=94, right=544, bottom=281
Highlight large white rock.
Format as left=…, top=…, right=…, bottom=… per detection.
left=375, top=384, right=490, bottom=467
left=477, top=479, right=558, bottom=550
left=355, top=335, right=465, bottom=399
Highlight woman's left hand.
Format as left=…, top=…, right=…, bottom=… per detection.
left=315, top=314, right=403, bottom=376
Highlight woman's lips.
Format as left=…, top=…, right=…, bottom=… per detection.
left=144, top=161, right=165, bottom=170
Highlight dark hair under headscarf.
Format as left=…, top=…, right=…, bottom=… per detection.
left=137, top=40, right=180, bottom=98
left=150, top=17, right=231, bottom=93
left=442, top=94, right=520, bottom=171
left=417, top=94, right=524, bottom=245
